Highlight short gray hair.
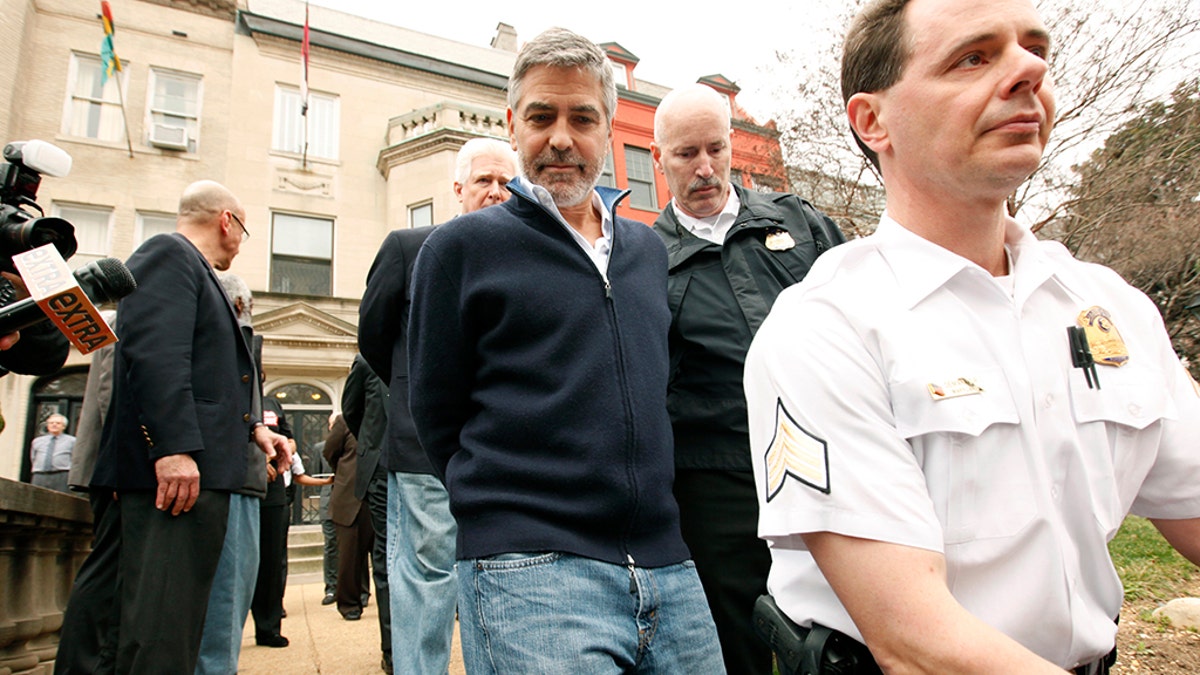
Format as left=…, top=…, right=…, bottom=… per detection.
left=455, top=138, right=517, bottom=185
left=218, top=272, right=252, bottom=321
left=507, top=28, right=617, bottom=125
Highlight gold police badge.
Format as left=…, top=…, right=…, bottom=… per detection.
left=1076, top=306, right=1129, bottom=367
left=765, top=228, right=796, bottom=251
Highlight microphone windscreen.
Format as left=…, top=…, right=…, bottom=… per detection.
left=78, top=257, right=137, bottom=304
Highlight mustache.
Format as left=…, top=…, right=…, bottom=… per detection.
left=688, top=176, right=723, bottom=193
left=534, top=147, right=586, bottom=169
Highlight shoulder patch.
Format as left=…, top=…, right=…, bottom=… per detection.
left=764, top=399, right=830, bottom=500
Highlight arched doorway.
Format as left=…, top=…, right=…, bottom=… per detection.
left=266, top=381, right=334, bottom=525
left=21, top=368, right=88, bottom=483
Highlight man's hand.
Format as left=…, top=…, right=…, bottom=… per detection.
left=266, top=459, right=278, bottom=482
left=0, top=272, right=31, bottom=351
left=154, top=453, right=200, bottom=516
left=254, top=425, right=292, bottom=473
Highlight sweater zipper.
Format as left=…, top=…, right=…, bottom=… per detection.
left=603, top=250, right=640, bottom=570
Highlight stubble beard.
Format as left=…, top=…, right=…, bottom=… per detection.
left=521, top=147, right=603, bottom=208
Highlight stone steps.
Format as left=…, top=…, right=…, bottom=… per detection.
left=287, top=523, right=326, bottom=580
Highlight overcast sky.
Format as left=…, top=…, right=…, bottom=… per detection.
left=306, top=0, right=847, bottom=120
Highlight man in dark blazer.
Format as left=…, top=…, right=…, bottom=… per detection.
left=323, top=411, right=372, bottom=621
left=342, top=353, right=391, bottom=672
left=62, top=180, right=290, bottom=674
left=357, top=137, right=514, bottom=674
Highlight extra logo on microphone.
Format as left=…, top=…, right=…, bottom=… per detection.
left=13, top=244, right=117, bottom=354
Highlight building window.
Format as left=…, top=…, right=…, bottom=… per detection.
left=730, top=169, right=744, bottom=189
left=54, top=203, right=112, bottom=269
left=409, top=202, right=432, bottom=229
left=270, top=213, right=332, bottom=296
left=597, top=151, right=615, bottom=189
left=273, top=86, right=340, bottom=161
left=609, top=60, right=628, bottom=89
left=624, top=146, right=657, bottom=211
left=147, top=68, right=201, bottom=153
left=62, top=53, right=125, bottom=142
left=136, top=212, right=176, bottom=248
left=752, top=174, right=783, bottom=194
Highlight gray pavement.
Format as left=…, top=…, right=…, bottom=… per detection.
left=238, top=577, right=465, bottom=674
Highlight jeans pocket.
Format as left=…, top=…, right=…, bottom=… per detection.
left=473, top=551, right=559, bottom=571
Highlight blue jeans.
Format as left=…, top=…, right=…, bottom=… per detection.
left=195, top=494, right=260, bottom=675
left=387, top=471, right=458, bottom=675
left=457, top=552, right=725, bottom=674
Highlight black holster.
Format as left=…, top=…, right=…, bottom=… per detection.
left=752, top=595, right=882, bottom=675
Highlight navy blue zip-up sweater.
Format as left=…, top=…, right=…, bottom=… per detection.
left=408, top=182, right=690, bottom=568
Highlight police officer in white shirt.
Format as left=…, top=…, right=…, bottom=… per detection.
left=744, top=0, right=1200, bottom=673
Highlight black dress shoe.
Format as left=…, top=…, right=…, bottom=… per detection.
left=381, top=655, right=394, bottom=674
left=343, top=609, right=362, bottom=621
left=321, top=592, right=336, bottom=606
left=256, top=634, right=290, bottom=648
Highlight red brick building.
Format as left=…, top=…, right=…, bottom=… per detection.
left=601, top=45, right=790, bottom=225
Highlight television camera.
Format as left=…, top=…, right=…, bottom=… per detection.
left=0, top=140, right=77, bottom=275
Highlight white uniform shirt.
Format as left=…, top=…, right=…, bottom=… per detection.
left=745, top=214, right=1200, bottom=669
left=671, top=188, right=741, bottom=245
left=283, top=449, right=306, bottom=488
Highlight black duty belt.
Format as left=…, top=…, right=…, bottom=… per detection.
left=1073, top=646, right=1117, bottom=675
left=754, top=594, right=1118, bottom=675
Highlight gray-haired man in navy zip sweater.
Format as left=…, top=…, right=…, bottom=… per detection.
left=408, top=27, right=724, bottom=675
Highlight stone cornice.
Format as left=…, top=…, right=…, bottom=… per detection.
left=239, top=11, right=509, bottom=91
left=139, top=0, right=237, bottom=21
left=733, top=118, right=780, bottom=140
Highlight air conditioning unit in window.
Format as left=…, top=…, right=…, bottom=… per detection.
left=148, top=123, right=188, bottom=151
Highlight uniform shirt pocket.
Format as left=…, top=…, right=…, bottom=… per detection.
left=892, top=367, right=1031, bottom=545
left=1068, top=365, right=1173, bottom=534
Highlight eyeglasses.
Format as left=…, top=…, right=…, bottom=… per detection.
left=229, top=210, right=250, bottom=241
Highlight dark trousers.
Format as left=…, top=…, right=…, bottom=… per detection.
left=675, top=469, right=774, bottom=675
left=251, top=497, right=289, bottom=638
left=116, top=491, right=229, bottom=675
left=334, top=501, right=374, bottom=615
left=322, top=516, right=338, bottom=595
left=366, top=465, right=392, bottom=660
left=55, top=490, right=120, bottom=675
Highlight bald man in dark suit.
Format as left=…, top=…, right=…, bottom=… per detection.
left=62, top=181, right=289, bottom=674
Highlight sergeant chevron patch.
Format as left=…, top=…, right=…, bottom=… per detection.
left=764, top=399, right=830, bottom=501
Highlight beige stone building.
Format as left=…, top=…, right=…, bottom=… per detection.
left=0, top=0, right=787, bottom=523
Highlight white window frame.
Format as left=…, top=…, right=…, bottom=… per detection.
left=53, top=203, right=113, bottom=269
left=597, top=150, right=616, bottom=189
left=61, top=53, right=127, bottom=143
left=624, top=146, right=658, bottom=211
left=135, top=211, right=176, bottom=248
left=408, top=202, right=433, bottom=229
left=609, top=60, right=628, bottom=90
left=270, top=212, right=334, bottom=297
left=272, top=86, right=340, bottom=161
left=146, top=67, right=203, bottom=153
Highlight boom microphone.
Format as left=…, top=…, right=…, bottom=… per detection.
left=6, top=246, right=136, bottom=354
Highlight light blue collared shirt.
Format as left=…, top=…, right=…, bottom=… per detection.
left=511, top=176, right=614, bottom=278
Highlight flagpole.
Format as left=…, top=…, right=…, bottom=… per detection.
left=301, top=0, right=310, bottom=171
left=100, top=1, right=132, bottom=158
left=114, top=67, right=134, bottom=159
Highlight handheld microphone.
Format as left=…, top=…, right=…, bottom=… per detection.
left=8, top=244, right=136, bottom=354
